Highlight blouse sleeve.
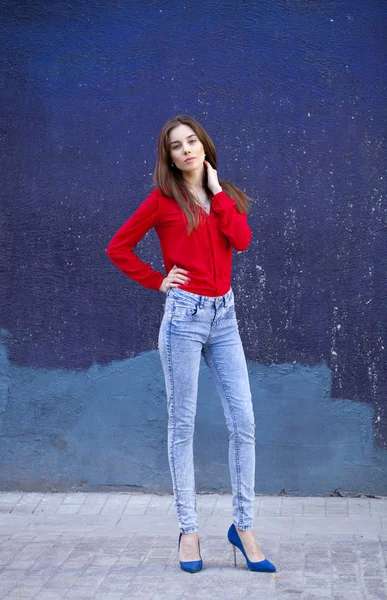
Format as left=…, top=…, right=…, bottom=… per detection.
left=105, top=189, right=165, bottom=291
left=211, top=190, right=252, bottom=251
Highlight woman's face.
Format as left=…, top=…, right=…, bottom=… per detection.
left=169, top=124, right=205, bottom=173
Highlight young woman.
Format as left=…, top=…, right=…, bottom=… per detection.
left=106, top=115, right=276, bottom=574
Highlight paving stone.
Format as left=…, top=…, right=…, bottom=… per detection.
left=74, top=538, right=106, bottom=551
left=6, top=559, right=37, bottom=570
left=241, top=591, right=274, bottom=600
left=333, top=595, right=363, bottom=600
left=0, top=569, right=25, bottom=584
left=362, top=576, right=387, bottom=598
left=2, top=585, right=42, bottom=598
left=38, top=494, right=67, bottom=504
left=25, top=591, right=66, bottom=600
left=89, top=554, right=118, bottom=568
left=56, top=504, right=82, bottom=515
left=77, top=505, right=103, bottom=515
left=301, top=593, right=333, bottom=600
left=0, top=548, right=19, bottom=566
left=196, top=494, right=218, bottom=509
left=19, top=566, right=59, bottom=587
left=35, top=547, right=74, bottom=568
left=184, top=580, right=237, bottom=599
left=93, top=583, right=128, bottom=595
left=83, top=493, right=109, bottom=505
left=304, top=507, right=326, bottom=517
left=121, top=587, right=154, bottom=600
left=258, top=496, right=282, bottom=517
left=280, top=497, right=305, bottom=516
left=61, top=493, right=88, bottom=506
left=42, top=571, right=79, bottom=588
left=145, top=495, right=173, bottom=513
left=271, top=594, right=303, bottom=599
left=93, top=593, right=124, bottom=600
left=0, top=505, right=15, bottom=515
left=274, top=569, right=304, bottom=592
left=151, top=580, right=189, bottom=599
left=0, top=493, right=24, bottom=504
left=332, top=563, right=359, bottom=577
left=304, top=574, right=332, bottom=588
left=227, top=571, right=273, bottom=588
left=100, top=494, right=132, bottom=516
left=62, top=586, right=98, bottom=599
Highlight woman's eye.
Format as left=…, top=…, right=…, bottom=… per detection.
left=171, top=139, right=196, bottom=149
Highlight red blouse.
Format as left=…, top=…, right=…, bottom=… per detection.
left=106, top=188, right=252, bottom=297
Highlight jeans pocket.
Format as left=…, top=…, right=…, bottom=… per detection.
left=172, top=301, right=199, bottom=321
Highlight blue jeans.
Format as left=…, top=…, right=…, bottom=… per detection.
left=158, top=286, right=256, bottom=534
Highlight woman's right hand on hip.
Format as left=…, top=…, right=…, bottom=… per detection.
left=159, top=265, right=190, bottom=293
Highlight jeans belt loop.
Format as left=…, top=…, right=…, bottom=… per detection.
left=226, top=287, right=232, bottom=307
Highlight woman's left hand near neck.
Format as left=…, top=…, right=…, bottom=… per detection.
left=204, top=160, right=222, bottom=196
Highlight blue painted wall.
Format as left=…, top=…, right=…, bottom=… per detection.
left=0, top=1, right=386, bottom=493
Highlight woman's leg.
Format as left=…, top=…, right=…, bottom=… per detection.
left=158, top=306, right=203, bottom=534
left=202, top=313, right=256, bottom=530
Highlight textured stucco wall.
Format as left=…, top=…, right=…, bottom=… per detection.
left=0, top=1, right=386, bottom=493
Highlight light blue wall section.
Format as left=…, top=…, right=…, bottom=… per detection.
left=1, top=338, right=385, bottom=494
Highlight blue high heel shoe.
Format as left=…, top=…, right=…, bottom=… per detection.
left=227, top=524, right=276, bottom=572
left=177, top=532, right=203, bottom=573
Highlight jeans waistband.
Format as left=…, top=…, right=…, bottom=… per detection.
left=167, top=286, right=234, bottom=308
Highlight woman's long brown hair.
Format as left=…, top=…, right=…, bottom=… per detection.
left=153, top=115, right=253, bottom=235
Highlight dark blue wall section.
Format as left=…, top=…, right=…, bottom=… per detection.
left=0, top=1, right=386, bottom=492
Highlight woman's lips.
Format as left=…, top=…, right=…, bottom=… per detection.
left=185, top=157, right=195, bottom=162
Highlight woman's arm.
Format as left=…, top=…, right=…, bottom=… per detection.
left=211, top=190, right=252, bottom=251
left=105, top=189, right=165, bottom=291
left=204, top=161, right=252, bottom=251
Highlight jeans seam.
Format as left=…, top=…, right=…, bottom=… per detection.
left=166, top=311, right=181, bottom=525
left=206, top=348, right=245, bottom=526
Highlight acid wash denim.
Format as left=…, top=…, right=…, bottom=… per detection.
left=158, top=286, right=256, bottom=534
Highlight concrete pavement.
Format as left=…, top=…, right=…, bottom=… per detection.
left=0, top=492, right=386, bottom=599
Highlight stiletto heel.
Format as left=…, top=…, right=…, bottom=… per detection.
left=227, top=524, right=276, bottom=572
left=232, top=544, right=237, bottom=566
left=177, top=532, right=203, bottom=573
